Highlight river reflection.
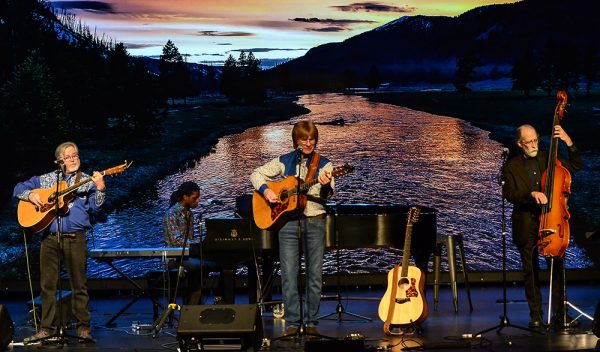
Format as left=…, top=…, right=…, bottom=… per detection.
left=89, top=93, right=593, bottom=278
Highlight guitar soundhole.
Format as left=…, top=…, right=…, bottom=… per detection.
left=397, top=277, right=410, bottom=289
left=398, top=277, right=419, bottom=298
left=280, top=192, right=288, bottom=202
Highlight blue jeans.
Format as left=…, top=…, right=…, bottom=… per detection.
left=278, top=217, right=325, bottom=327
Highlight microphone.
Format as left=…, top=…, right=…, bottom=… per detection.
left=502, top=147, right=510, bottom=157
left=296, top=145, right=303, bottom=161
left=54, top=159, right=64, bottom=165
left=207, top=198, right=223, bottom=206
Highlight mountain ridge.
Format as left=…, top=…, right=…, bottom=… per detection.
left=269, top=0, right=600, bottom=84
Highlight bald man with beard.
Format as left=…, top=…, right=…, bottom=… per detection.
left=502, top=124, right=583, bottom=329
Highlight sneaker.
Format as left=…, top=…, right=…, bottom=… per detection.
left=23, top=329, right=52, bottom=345
left=77, top=326, right=95, bottom=343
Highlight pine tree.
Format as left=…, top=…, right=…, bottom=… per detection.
left=453, top=53, right=481, bottom=95
left=511, top=50, right=540, bottom=97
left=159, top=40, right=189, bottom=105
left=366, top=65, right=381, bottom=92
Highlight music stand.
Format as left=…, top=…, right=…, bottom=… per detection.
left=475, top=155, right=543, bottom=337
left=318, top=203, right=371, bottom=322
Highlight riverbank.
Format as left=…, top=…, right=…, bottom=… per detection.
left=362, top=90, right=600, bottom=152
left=361, top=89, right=600, bottom=267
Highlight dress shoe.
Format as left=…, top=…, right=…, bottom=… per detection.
left=305, top=326, right=320, bottom=335
left=304, top=326, right=322, bottom=340
left=283, top=326, right=299, bottom=337
left=528, top=319, right=543, bottom=328
left=528, top=312, right=543, bottom=329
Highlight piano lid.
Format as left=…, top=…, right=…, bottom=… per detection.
left=324, top=203, right=437, bottom=253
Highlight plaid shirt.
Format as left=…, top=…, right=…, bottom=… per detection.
left=163, top=203, right=194, bottom=247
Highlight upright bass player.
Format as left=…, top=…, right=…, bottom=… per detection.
left=503, top=123, right=583, bottom=329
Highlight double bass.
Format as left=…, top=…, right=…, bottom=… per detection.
left=538, top=91, right=571, bottom=258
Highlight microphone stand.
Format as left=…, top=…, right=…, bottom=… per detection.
left=476, top=150, right=543, bottom=336
left=272, top=149, right=334, bottom=342
left=42, top=164, right=89, bottom=344
left=152, top=201, right=219, bottom=338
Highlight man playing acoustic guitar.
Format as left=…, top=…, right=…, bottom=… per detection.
left=250, top=120, right=333, bottom=338
left=14, top=141, right=105, bottom=344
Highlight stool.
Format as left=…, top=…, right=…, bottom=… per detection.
left=433, top=234, right=473, bottom=313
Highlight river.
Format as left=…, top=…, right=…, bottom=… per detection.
left=81, top=93, right=594, bottom=278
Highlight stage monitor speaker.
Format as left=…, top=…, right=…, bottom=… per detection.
left=593, top=299, right=600, bottom=338
left=177, top=304, right=263, bottom=352
left=0, top=304, right=15, bottom=351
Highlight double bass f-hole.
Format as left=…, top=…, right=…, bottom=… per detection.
left=538, top=90, right=571, bottom=258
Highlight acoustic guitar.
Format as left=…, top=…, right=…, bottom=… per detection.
left=17, top=161, right=132, bottom=233
left=252, top=163, right=353, bottom=230
left=378, top=206, right=428, bottom=332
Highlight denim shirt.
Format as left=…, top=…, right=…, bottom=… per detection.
left=13, top=170, right=105, bottom=233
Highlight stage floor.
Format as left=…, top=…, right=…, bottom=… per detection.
left=4, top=283, right=599, bottom=351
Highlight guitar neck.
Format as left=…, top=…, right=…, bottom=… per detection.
left=59, top=169, right=109, bottom=197
left=400, top=206, right=419, bottom=277
left=400, top=224, right=413, bottom=277
left=60, top=177, right=93, bottom=196
left=299, top=178, right=319, bottom=192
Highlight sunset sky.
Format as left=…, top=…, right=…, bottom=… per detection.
left=48, top=0, right=518, bottom=66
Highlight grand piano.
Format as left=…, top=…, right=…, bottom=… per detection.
left=324, top=203, right=437, bottom=268
left=200, top=202, right=437, bottom=304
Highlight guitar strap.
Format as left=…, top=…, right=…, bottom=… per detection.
left=305, top=152, right=321, bottom=182
left=298, top=153, right=321, bottom=209
left=383, top=264, right=401, bottom=335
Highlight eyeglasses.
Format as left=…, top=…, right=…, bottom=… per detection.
left=520, top=139, right=538, bottom=147
left=62, top=154, right=79, bottom=162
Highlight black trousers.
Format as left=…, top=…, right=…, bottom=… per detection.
left=39, top=233, right=90, bottom=330
left=517, top=226, right=565, bottom=319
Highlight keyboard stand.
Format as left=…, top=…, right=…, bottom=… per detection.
left=100, top=259, right=165, bottom=327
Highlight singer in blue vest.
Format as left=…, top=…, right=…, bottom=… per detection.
left=250, top=120, right=333, bottom=337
